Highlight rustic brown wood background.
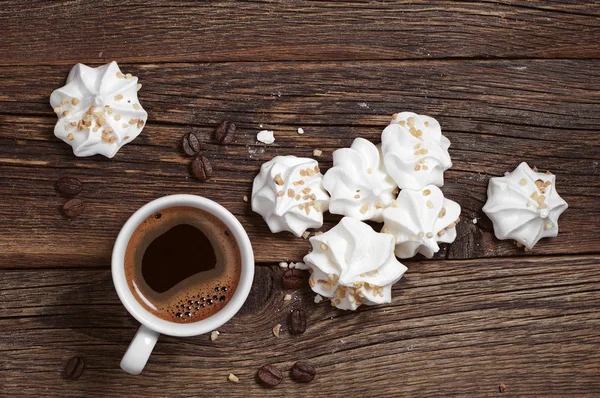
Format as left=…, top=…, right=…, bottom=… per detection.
left=1, top=1, right=599, bottom=396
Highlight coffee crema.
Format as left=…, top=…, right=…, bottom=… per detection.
left=124, top=206, right=242, bottom=323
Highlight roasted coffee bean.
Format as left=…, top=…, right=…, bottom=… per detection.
left=191, top=155, right=213, bottom=181
left=288, top=308, right=307, bottom=335
left=290, top=362, right=315, bottom=383
left=182, top=132, right=201, bottom=156
left=56, top=177, right=82, bottom=196
left=65, top=356, right=85, bottom=380
left=281, top=269, right=307, bottom=290
left=62, top=198, right=85, bottom=218
left=215, top=121, right=236, bottom=145
left=256, top=364, right=282, bottom=387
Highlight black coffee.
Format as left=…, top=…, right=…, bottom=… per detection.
left=124, top=206, right=242, bottom=323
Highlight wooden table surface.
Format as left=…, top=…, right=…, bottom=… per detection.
left=1, top=1, right=599, bottom=396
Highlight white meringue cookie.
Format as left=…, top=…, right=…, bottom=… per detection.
left=303, top=217, right=407, bottom=311
left=381, top=112, right=452, bottom=190
left=323, top=138, right=397, bottom=222
left=382, top=185, right=461, bottom=258
left=252, top=155, right=330, bottom=237
left=482, top=162, right=568, bottom=249
left=50, top=61, right=147, bottom=158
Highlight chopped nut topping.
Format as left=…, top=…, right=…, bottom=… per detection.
left=69, top=121, right=77, bottom=127
left=62, top=110, right=71, bottom=117
left=122, top=123, right=129, bottom=128
left=295, top=194, right=301, bottom=201
left=137, top=83, right=142, bottom=91
left=228, top=373, right=239, bottom=383
left=71, top=98, right=79, bottom=105
left=439, top=207, right=447, bottom=218
left=61, top=98, right=69, bottom=105
left=272, top=324, right=281, bottom=337
left=423, top=189, right=431, bottom=196
left=306, top=167, right=315, bottom=177
left=314, top=165, right=320, bottom=174
left=437, top=230, right=446, bottom=237
left=520, top=178, right=527, bottom=186
left=360, top=203, right=369, bottom=214
left=367, top=168, right=373, bottom=174
left=426, top=200, right=434, bottom=209
left=133, top=103, right=141, bottom=110
left=114, top=94, right=123, bottom=101
left=414, top=164, right=421, bottom=171
left=210, top=330, right=220, bottom=341
left=299, top=169, right=307, bottom=177
left=422, top=165, right=428, bottom=170
left=354, top=194, right=360, bottom=199
left=114, top=114, right=121, bottom=121
left=53, top=106, right=62, bottom=113
left=314, top=201, right=323, bottom=211
left=243, top=195, right=248, bottom=202
left=284, top=294, right=292, bottom=301
left=302, top=188, right=311, bottom=194
left=124, top=136, right=130, bottom=140
left=313, top=149, right=323, bottom=157
left=374, top=201, right=383, bottom=209
left=544, top=221, right=553, bottom=230
left=125, top=73, right=132, bottom=80
left=287, top=189, right=294, bottom=198
left=320, top=242, right=328, bottom=251
left=274, top=173, right=284, bottom=185
left=382, top=226, right=389, bottom=233
left=67, top=133, right=74, bottom=141
left=426, top=232, right=433, bottom=238
left=292, top=180, right=305, bottom=186
left=418, top=231, right=425, bottom=238
left=309, top=277, right=315, bottom=287
left=392, top=199, right=398, bottom=208
left=116, top=71, right=124, bottom=78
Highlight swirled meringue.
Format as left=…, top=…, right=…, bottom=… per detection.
left=381, top=112, right=452, bottom=190
left=382, top=185, right=461, bottom=258
left=50, top=61, right=147, bottom=158
left=303, top=217, right=407, bottom=311
left=323, top=138, right=397, bottom=222
left=252, top=155, right=330, bottom=237
left=482, top=162, right=568, bottom=249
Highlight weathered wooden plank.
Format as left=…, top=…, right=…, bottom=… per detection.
left=1, top=256, right=599, bottom=396
left=0, top=60, right=598, bottom=265
left=0, top=1, right=599, bottom=66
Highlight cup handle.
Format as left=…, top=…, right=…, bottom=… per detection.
left=120, top=325, right=160, bottom=375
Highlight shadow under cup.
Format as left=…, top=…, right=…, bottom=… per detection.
left=112, top=195, right=254, bottom=338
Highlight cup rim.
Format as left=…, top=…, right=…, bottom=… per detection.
left=111, top=194, right=254, bottom=337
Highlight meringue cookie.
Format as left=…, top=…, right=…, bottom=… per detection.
left=482, top=162, right=568, bottom=249
left=382, top=185, right=461, bottom=258
left=381, top=112, right=452, bottom=190
left=50, top=61, right=147, bottom=158
left=323, top=138, right=397, bottom=222
left=252, top=155, right=330, bottom=237
left=303, top=217, right=407, bottom=311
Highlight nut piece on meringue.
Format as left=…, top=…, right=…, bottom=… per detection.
left=303, top=217, right=407, bottom=311
left=482, top=162, right=568, bottom=249
left=50, top=61, right=147, bottom=158
left=252, top=155, right=330, bottom=237
left=381, top=112, right=452, bottom=190
left=382, top=185, right=461, bottom=259
left=323, top=138, right=397, bottom=222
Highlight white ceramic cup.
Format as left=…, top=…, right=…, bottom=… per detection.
left=112, top=194, right=254, bottom=375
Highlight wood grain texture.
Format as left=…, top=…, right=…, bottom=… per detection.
left=0, top=1, right=599, bottom=65
left=1, top=60, right=599, bottom=265
left=1, top=256, right=599, bottom=396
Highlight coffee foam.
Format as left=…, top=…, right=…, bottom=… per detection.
left=125, top=206, right=242, bottom=323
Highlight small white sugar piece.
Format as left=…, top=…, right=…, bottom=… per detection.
left=314, top=294, right=324, bottom=304
left=243, top=195, right=248, bottom=202
left=473, top=218, right=478, bottom=224
left=313, top=149, right=323, bottom=157
left=210, top=330, right=220, bottom=341
left=284, top=294, right=293, bottom=301
left=279, top=262, right=288, bottom=268
left=293, top=262, right=309, bottom=270
left=257, top=130, right=275, bottom=144
left=297, top=127, right=304, bottom=135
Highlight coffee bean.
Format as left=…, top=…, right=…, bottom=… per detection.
left=65, top=356, right=85, bottom=380
left=290, top=362, right=315, bottom=383
left=281, top=269, right=307, bottom=290
left=215, top=121, right=236, bottom=145
left=182, top=132, right=201, bottom=156
left=191, top=155, right=213, bottom=181
left=62, top=198, right=85, bottom=218
left=256, top=364, right=282, bottom=387
left=56, top=177, right=82, bottom=196
left=289, top=308, right=307, bottom=335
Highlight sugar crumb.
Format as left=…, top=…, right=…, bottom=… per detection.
left=228, top=373, right=239, bottom=383
left=257, top=130, right=275, bottom=144
left=297, top=127, right=304, bottom=135
left=279, top=262, right=288, bottom=268
left=314, top=294, right=324, bottom=304
left=284, top=294, right=293, bottom=301
left=313, top=149, right=323, bottom=157
left=210, top=330, right=220, bottom=341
